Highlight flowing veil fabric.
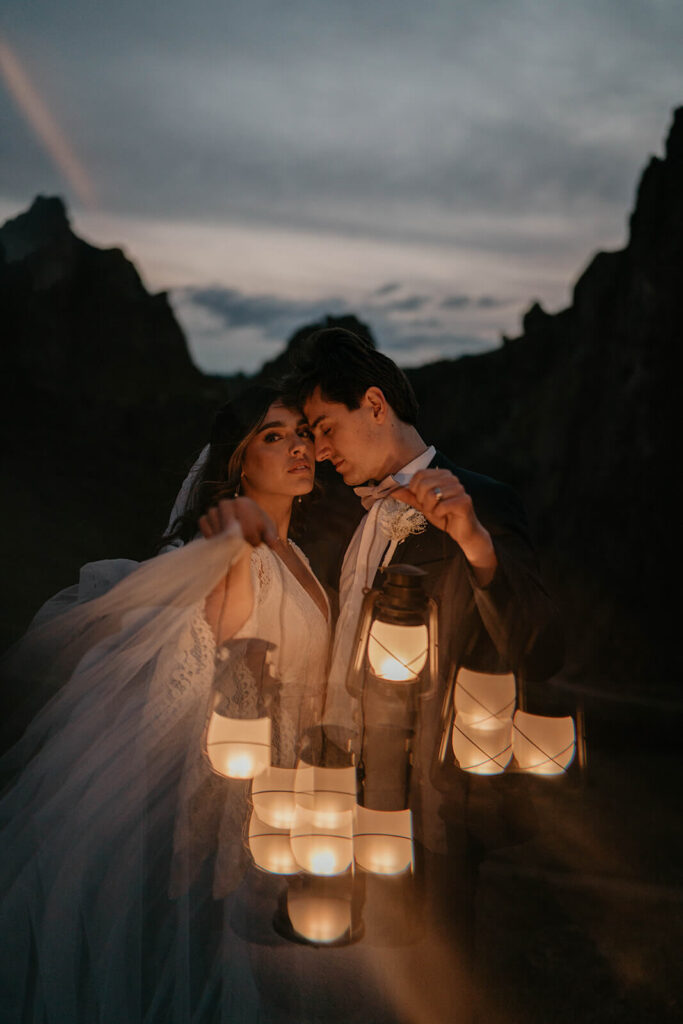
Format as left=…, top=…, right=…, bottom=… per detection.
left=0, top=526, right=280, bottom=1023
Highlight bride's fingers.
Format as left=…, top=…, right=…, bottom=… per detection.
left=198, top=513, right=213, bottom=539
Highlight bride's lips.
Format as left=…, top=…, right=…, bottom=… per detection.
left=288, top=461, right=312, bottom=474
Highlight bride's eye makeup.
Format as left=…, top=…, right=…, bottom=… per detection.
left=264, top=432, right=282, bottom=443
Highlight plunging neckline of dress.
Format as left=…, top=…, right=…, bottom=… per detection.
left=274, top=539, right=329, bottom=624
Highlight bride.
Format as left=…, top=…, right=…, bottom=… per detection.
left=0, top=384, right=332, bottom=1023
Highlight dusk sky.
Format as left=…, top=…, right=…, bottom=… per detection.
left=1, top=0, right=681, bottom=373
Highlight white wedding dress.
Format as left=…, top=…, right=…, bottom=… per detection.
left=0, top=526, right=331, bottom=1023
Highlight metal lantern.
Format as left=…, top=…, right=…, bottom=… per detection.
left=346, top=564, right=439, bottom=697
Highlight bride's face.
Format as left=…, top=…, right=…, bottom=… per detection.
left=240, top=402, right=315, bottom=500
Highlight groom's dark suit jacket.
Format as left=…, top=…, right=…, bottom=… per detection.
left=369, top=450, right=564, bottom=853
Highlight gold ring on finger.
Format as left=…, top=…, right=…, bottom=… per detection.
left=432, top=486, right=444, bottom=504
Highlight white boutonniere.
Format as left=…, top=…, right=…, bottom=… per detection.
left=378, top=498, right=428, bottom=543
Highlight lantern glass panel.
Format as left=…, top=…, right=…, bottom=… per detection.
left=512, top=710, right=576, bottom=775
left=252, top=766, right=297, bottom=829
left=295, top=764, right=357, bottom=828
left=455, top=668, right=516, bottom=729
left=367, top=620, right=428, bottom=682
left=353, top=805, right=413, bottom=875
left=205, top=715, right=270, bottom=779
left=290, top=805, right=354, bottom=876
left=286, top=894, right=352, bottom=944
left=452, top=716, right=513, bottom=775
left=248, top=811, right=299, bottom=875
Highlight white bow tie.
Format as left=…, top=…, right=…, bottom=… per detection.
left=353, top=475, right=401, bottom=511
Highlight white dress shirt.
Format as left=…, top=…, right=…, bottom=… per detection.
left=324, top=445, right=436, bottom=734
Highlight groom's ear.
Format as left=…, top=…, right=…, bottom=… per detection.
left=364, top=387, right=389, bottom=423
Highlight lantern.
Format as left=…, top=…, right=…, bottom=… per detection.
left=346, top=565, right=438, bottom=697
left=204, top=699, right=271, bottom=779
left=248, top=811, right=299, bottom=875
left=353, top=805, right=414, bottom=875
left=452, top=715, right=513, bottom=775
left=455, top=667, right=516, bottom=729
left=512, top=710, right=576, bottom=776
left=252, top=766, right=297, bottom=829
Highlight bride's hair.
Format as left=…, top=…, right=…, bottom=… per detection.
left=162, top=382, right=312, bottom=546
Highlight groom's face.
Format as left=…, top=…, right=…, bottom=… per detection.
left=304, top=387, right=385, bottom=485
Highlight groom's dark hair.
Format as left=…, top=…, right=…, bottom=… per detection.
left=290, top=327, right=419, bottom=426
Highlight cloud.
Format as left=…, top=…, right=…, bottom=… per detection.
left=171, top=281, right=500, bottom=374
left=180, top=285, right=349, bottom=341
left=441, top=293, right=511, bottom=310
left=441, top=295, right=471, bottom=309
left=382, top=294, right=430, bottom=313
left=374, top=281, right=401, bottom=296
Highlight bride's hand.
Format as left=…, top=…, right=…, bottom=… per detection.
left=198, top=498, right=278, bottom=548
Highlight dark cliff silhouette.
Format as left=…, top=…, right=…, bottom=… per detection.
left=407, top=107, right=682, bottom=688
left=2, top=110, right=681, bottom=693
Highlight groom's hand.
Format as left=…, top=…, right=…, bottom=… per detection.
left=198, top=498, right=278, bottom=548
left=392, top=469, right=498, bottom=587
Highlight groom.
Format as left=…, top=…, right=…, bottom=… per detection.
left=293, top=326, right=563, bottom=773
left=291, top=327, right=563, bottom=973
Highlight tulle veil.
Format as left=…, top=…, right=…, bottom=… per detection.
left=0, top=525, right=278, bottom=1022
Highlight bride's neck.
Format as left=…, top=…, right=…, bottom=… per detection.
left=243, top=488, right=293, bottom=542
